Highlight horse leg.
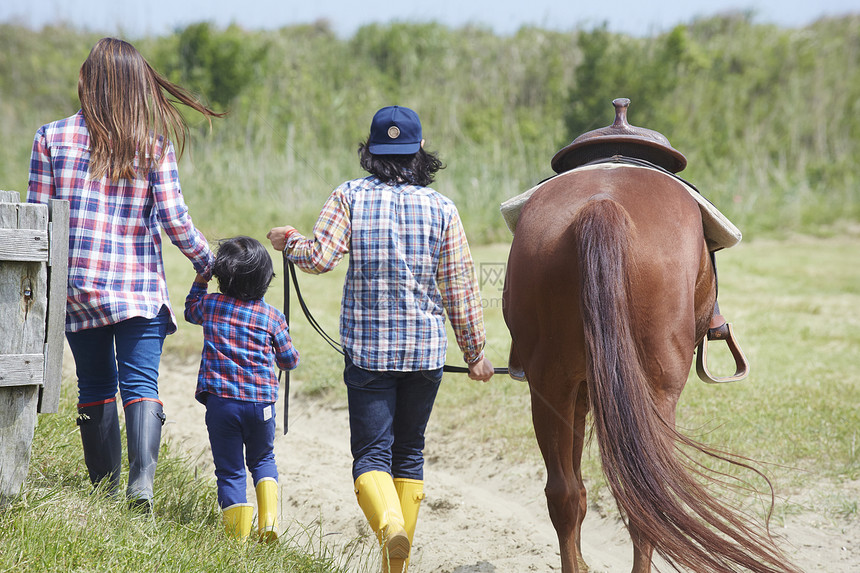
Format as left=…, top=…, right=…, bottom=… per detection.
left=629, top=523, right=654, bottom=573
left=571, top=382, right=589, bottom=571
left=529, top=375, right=589, bottom=573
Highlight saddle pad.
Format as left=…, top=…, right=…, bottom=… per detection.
left=500, top=162, right=742, bottom=251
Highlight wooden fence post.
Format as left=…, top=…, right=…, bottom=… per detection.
left=0, top=190, right=69, bottom=505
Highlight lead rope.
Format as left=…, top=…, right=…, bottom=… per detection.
left=280, top=256, right=291, bottom=434
left=287, top=258, right=344, bottom=354
left=283, top=254, right=507, bottom=377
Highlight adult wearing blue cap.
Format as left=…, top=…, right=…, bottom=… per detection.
left=268, top=105, right=493, bottom=572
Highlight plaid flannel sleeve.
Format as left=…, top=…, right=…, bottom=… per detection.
left=27, top=127, right=53, bottom=204
left=151, top=142, right=214, bottom=278
left=436, top=208, right=486, bottom=364
left=184, top=281, right=207, bottom=325
left=271, top=314, right=300, bottom=371
left=286, top=185, right=351, bottom=274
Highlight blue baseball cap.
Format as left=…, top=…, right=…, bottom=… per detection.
left=368, top=105, right=422, bottom=155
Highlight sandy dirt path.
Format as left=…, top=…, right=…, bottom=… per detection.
left=158, top=359, right=858, bottom=572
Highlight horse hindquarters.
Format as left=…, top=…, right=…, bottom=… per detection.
left=575, top=197, right=800, bottom=573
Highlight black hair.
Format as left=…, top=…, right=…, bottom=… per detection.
left=211, top=236, right=274, bottom=301
left=358, top=141, right=445, bottom=187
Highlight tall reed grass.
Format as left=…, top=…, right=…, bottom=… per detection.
left=1, top=15, right=858, bottom=242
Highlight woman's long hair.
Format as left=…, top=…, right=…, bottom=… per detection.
left=358, top=141, right=444, bottom=187
left=78, top=37, right=226, bottom=181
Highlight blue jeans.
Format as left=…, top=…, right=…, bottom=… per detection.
left=65, top=307, right=170, bottom=407
left=344, top=355, right=443, bottom=481
left=204, top=393, right=278, bottom=508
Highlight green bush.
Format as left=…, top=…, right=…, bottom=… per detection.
left=1, top=15, right=858, bottom=240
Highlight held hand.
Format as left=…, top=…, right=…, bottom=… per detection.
left=468, top=355, right=494, bottom=382
left=266, top=226, right=295, bottom=251
left=193, top=273, right=210, bottom=285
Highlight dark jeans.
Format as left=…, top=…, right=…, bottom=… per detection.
left=344, top=355, right=443, bottom=481
left=204, top=393, right=278, bottom=508
left=66, top=307, right=170, bottom=407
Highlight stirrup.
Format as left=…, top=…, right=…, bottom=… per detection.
left=696, top=323, right=750, bottom=383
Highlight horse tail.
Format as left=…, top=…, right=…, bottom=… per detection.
left=575, top=197, right=800, bottom=573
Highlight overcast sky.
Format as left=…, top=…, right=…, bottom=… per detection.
left=1, top=0, right=857, bottom=38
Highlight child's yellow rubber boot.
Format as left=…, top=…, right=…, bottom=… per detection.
left=255, top=477, right=279, bottom=543
left=223, top=503, right=254, bottom=541
left=393, top=478, right=425, bottom=571
left=355, top=471, right=410, bottom=573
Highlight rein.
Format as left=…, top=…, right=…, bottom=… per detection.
left=285, top=259, right=343, bottom=355
left=280, top=256, right=291, bottom=434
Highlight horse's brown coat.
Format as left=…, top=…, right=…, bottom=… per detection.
left=503, top=165, right=799, bottom=573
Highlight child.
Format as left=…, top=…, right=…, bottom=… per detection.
left=184, top=236, right=299, bottom=542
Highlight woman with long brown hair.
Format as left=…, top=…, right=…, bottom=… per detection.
left=28, top=37, right=224, bottom=511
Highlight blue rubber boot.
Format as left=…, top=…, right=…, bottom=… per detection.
left=125, top=400, right=165, bottom=511
left=76, top=400, right=122, bottom=494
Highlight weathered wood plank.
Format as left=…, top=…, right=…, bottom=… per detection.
left=0, top=386, right=39, bottom=504
left=2, top=204, right=49, bottom=356
left=0, top=200, right=47, bottom=504
left=0, top=190, right=20, bottom=203
left=39, top=199, right=69, bottom=413
left=0, top=354, right=45, bottom=387
left=0, top=228, right=50, bottom=262
left=0, top=203, right=17, bottom=224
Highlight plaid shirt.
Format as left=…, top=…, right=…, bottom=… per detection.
left=286, top=176, right=485, bottom=371
left=27, top=111, right=213, bottom=333
left=185, top=282, right=299, bottom=404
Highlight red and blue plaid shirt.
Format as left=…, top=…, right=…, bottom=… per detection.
left=185, top=281, right=299, bottom=404
left=27, top=111, right=213, bottom=333
left=285, top=176, right=486, bottom=372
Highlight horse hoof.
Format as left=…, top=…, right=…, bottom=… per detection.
left=577, top=556, right=590, bottom=572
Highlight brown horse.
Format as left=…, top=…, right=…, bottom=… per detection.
left=502, top=163, right=800, bottom=573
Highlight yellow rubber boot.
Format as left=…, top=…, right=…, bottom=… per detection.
left=355, top=471, right=410, bottom=573
left=256, top=477, right=279, bottom=543
left=393, top=478, right=424, bottom=544
left=223, top=503, right=254, bottom=541
left=394, top=478, right=424, bottom=572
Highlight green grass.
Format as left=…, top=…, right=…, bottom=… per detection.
left=674, top=237, right=860, bottom=510
left=0, top=382, right=354, bottom=572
